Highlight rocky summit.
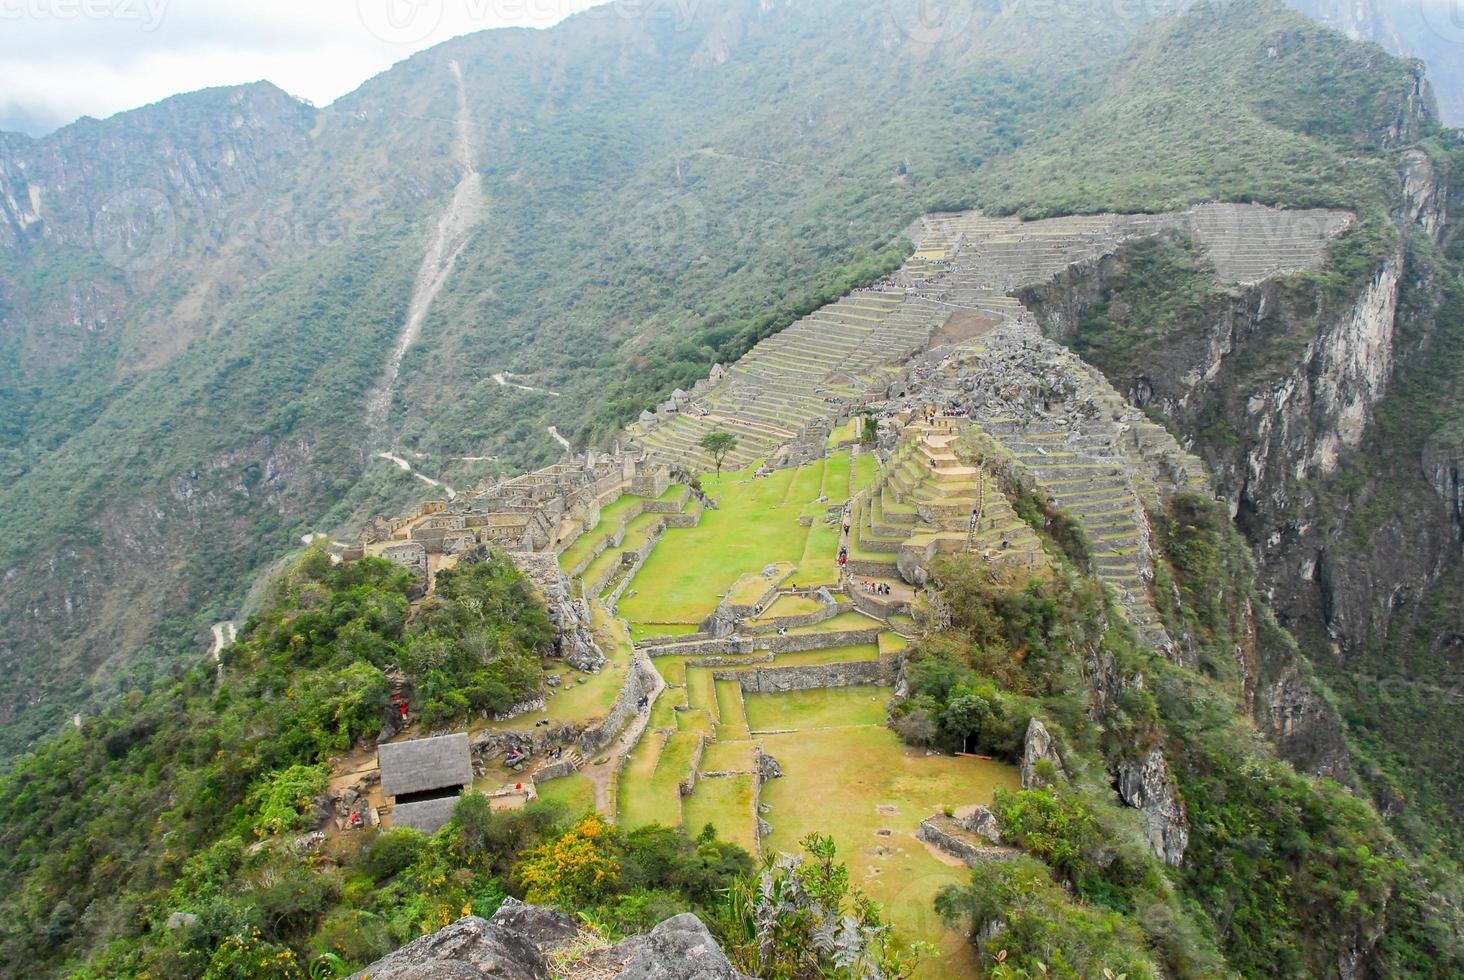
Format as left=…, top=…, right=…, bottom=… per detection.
left=3, top=1, right=1464, bottom=979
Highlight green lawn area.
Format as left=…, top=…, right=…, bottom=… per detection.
left=730, top=567, right=787, bottom=605
left=677, top=707, right=714, bottom=734
left=879, top=632, right=909, bottom=654
left=853, top=452, right=878, bottom=496
left=744, top=684, right=891, bottom=731
left=767, top=643, right=880, bottom=667
left=582, top=511, right=665, bottom=596
left=826, top=419, right=859, bottom=449
left=753, top=594, right=824, bottom=622
left=617, top=461, right=827, bottom=626
left=686, top=667, right=717, bottom=714
left=617, top=730, right=671, bottom=829
left=536, top=772, right=596, bottom=815
left=759, top=724, right=1019, bottom=978
left=682, top=774, right=758, bottom=853
left=700, top=738, right=757, bottom=772
left=558, top=493, right=650, bottom=572
left=629, top=622, right=701, bottom=643
left=715, top=679, right=750, bottom=738
left=786, top=610, right=879, bottom=635
left=790, top=557, right=840, bottom=587
left=648, top=689, right=679, bottom=730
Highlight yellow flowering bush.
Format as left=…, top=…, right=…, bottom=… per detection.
left=516, top=813, right=620, bottom=907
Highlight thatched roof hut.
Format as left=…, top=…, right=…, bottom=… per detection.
left=378, top=733, right=472, bottom=800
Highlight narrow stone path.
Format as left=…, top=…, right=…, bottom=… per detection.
left=580, top=652, right=667, bottom=817
left=547, top=426, right=572, bottom=452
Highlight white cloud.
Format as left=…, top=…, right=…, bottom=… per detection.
left=0, top=0, right=614, bottom=135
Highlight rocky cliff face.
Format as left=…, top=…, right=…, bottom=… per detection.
left=0, top=82, right=316, bottom=256
left=1020, top=135, right=1464, bottom=838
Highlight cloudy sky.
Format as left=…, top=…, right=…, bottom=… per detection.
left=0, top=0, right=613, bottom=136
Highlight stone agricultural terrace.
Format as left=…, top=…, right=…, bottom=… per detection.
left=328, top=199, right=1351, bottom=969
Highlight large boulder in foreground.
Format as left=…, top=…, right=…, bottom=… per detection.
left=347, top=915, right=546, bottom=979
left=575, top=913, right=749, bottom=980
left=350, top=906, right=748, bottom=980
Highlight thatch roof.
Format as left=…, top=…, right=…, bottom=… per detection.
left=392, top=796, right=462, bottom=834
left=378, top=733, right=472, bottom=798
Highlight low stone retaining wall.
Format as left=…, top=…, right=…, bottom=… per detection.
left=594, top=523, right=666, bottom=602
left=740, top=602, right=850, bottom=636
left=679, top=734, right=707, bottom=797
left=716, top=656, right=898, bottom=695
left=532, top=757, right=579, bottom=783
left=915, top=815, right=1021, bottom=867
left=578, top=658, right=657, bottom=754
left=846, top=588, right=910, bottom=619
left=638, top=630, right=713, bottom=650
left=843, top=557, right=899, bottom=579
left=647, top=625, right=883, bottom=659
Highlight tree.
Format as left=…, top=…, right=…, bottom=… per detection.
left=698, top=430, right=738, bottom=477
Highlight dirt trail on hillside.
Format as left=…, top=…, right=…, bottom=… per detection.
left=366, top=59, right=485, bottom=441
left=492, top=372, right=561, bottom=397
left=547, top=426, right=572, bottom=452
left=375, top=451, right=456, bottom=497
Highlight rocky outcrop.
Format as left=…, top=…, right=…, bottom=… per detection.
left=348, top=915, right=548, bottom=980
left=351, top=907, right=747, bottom=980
left=956, top=804, right=1004, bottom=845
left=574, top=912, right=749, bottom=980
left=1020, top=717, right=1067, bottom=788
left=487, top=898, right=578, bottom=951
left=512, top=552, right=606, bottom=672
left=1115, top=749, right=1189, bottom=866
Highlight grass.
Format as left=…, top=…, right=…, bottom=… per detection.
left=557, top=493, right=651, bottom=572
left=536, top=772, right=596, bottom=815
left=676, top=708, right=714, bottom=734
left=826, top=420, right=860, bottom=450
left=853, top=452, right=878, bottom=495
left=700, top=738, right=757, bottom=773
left=878, top=632, right=909, bottom=655
left=617, top=458, right=836, bottom=626
left=729, top=568, right=786, bottom=605
left=759, top=724, right=1019, bottom=979
left=686, top=667, right=717, bottom=715
left=629, top=622, right=700, bottom=643
left=786, top=611, right=878, bottom=635
left=682, top=774, right=758, bottom=853
left=766, top=643, right=880, bottom=667
left=744, top=684, right=891, bottom=731
left=715, top=679, right=750, bottom=739
left=754, top=594, right=824, bottom=621
left=617, top=729, right=670, bottom=829
left=647, top=691, right=679, bottom=730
